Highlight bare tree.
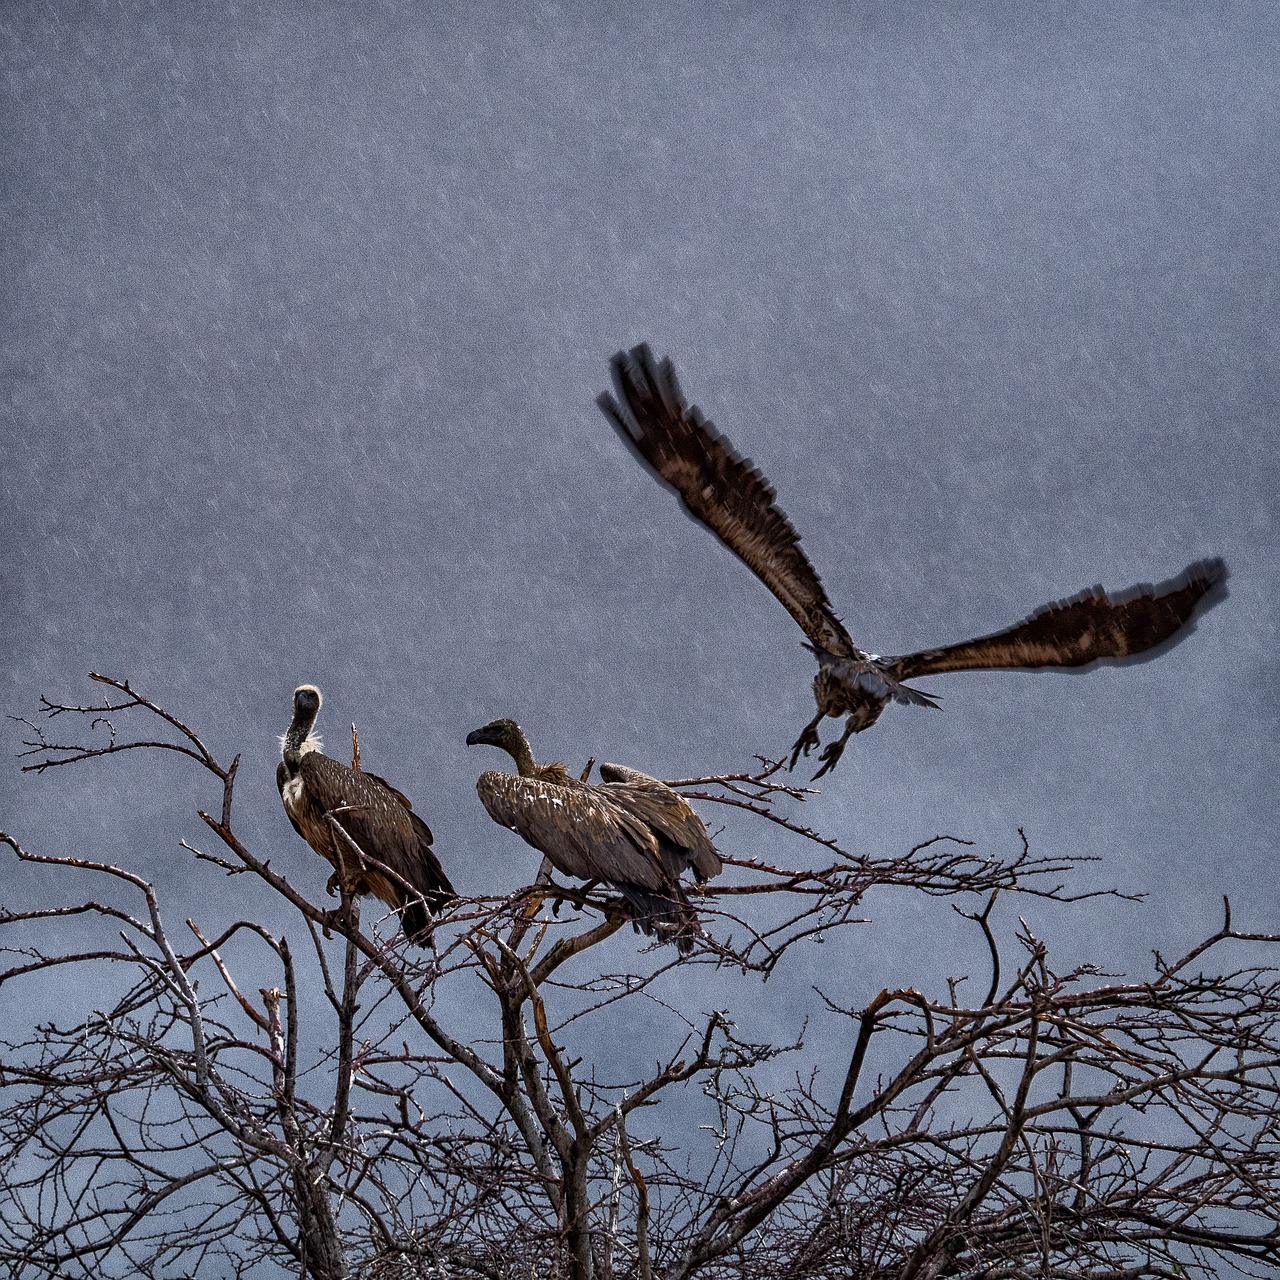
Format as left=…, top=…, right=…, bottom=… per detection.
left=1, top=674, right=1277, bottom=1280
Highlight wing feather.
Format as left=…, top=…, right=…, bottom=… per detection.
left=885, top=558, right=1228, bottom=681
left=291, top=755, right=454, bottom=926
left=475, top=771, right=668, bottom=892
left=362, top=769, right=430, bottom=833
left=597, top=763, right=723, bottom=881
left=599, top=344, right=855, bottom=656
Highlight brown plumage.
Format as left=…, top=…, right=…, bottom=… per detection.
left=466, top=718, right=721, bottom=953
left=277, top=685, right=454, bottom=943
left=599, top=343, right=1230, bottom=777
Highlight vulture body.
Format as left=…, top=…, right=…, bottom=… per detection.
left=599, top=344, right=1230, bottom=777
left=278, top=685, right=454, bottom=943
left=466, top=718, right=721, bottom=953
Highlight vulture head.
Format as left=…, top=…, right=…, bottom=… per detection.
left=293, top=684, right=322, bottom=722
left=466, top=718, right=540, bottom=778
left=465, top=717, right=521, bottom=750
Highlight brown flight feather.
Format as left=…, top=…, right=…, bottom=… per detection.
left=599, top=344, right=854, bottom=657
left=599, top=343, right=1229, bottom=776
left=887, top=560, right=1228, bottom=681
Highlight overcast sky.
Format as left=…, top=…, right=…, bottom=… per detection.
left=2, top=3, right=1277, bottom=1053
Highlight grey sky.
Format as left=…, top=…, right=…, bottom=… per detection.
left=2, top=2, right=1276, bottom=1034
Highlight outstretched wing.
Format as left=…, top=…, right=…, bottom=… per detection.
left=597, top=763, right=723, bottom=882
left=475, top=771, right=669, bottom=892
left=599, top=344, right=855, bottom=656
left=885, top=558, right=1228, bottom=681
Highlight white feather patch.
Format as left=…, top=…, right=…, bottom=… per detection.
left=278, top=731, right=323, bottom=756
left=281, top=776, right=304, bottom=813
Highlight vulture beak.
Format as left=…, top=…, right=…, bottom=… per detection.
left=466, top=726, right=496, bottom=748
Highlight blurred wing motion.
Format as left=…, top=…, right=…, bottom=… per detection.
left=599, top=343, right=855, bottom=656
left=600, top=343, right=1231, bottom=777
left=886, top=559, right=1229, bottom=681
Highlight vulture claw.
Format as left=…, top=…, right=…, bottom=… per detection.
left=788, top=723, right=822, bottom=770
left=811, top=739, right=847, bottom=780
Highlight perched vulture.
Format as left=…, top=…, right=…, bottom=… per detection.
left=465, top=718, right=721, bottom=953
left=277, top=685, right=454, bottom=943
left=599, top=343, right=1230, bottom=777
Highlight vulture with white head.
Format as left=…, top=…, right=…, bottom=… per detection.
left=278, top=685, right=454, bottom=943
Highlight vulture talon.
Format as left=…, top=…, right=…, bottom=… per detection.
left=811, top=743, right=845, bottom=781
left=788, top=723, right=821, bottom=771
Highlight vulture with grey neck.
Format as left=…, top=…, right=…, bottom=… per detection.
left=466, top=718, right=721, bottom=953
left=599, top=343, right=1230, bottom=777
left=278, top=685, right=454, bottom=943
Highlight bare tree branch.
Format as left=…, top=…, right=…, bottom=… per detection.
left=1, top=675, right=1276, bottom=1280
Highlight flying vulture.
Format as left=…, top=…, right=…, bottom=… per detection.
left=466, top=718, right=722, bottom=953
left=599, top=344, right=1229, bottom=778
left=278, top=685, right=455, bottom=943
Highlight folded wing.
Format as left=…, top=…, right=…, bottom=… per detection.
left=475, top=770, right=669, bottom=892
left=597, top=762, right=722, bottom=882
left=278, top=755, right=455, bottom=938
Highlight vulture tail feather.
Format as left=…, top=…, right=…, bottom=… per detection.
left=399, top=897, right=433, bottom=947
left=615, top=884, right=701, bottom=955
